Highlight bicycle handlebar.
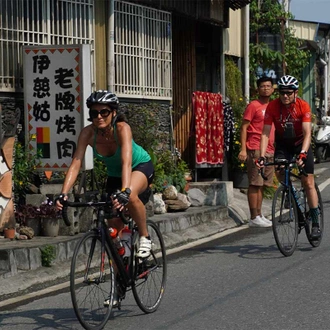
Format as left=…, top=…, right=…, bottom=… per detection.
left=259, top=158, right=308, bottom=180
left=61, top=197, right=129, bottom=227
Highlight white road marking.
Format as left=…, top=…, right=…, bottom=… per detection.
left=318, top=178, right=330, bottom=192
left=315, top=167, right=328, bottom=176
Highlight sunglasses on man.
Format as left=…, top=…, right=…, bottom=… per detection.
left=89, top=108, right=113, bottom=119
left=279, top=91, right=295, bottom=96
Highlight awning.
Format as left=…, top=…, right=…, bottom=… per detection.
left=227, top=0, right=251, bottom=11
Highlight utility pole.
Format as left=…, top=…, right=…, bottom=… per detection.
left=244, top=4, right=250, bottom=103
left=280, top=0, right=291, bottom=75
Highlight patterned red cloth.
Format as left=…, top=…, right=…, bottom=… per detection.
left=193, top=91, right=224, bottom=164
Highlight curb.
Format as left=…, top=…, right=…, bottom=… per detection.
left=0, top=205, right=238, bottom=305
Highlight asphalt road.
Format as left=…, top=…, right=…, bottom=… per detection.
left=1, top=163, right=330, bottom=330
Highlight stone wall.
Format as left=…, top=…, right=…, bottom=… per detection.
left=121, top=101, right=172, bottom=151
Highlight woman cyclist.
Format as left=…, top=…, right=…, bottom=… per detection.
left=56, top=90, right=154, bottom=257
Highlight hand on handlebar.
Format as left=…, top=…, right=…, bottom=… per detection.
left=55, top=193, right=68, bottom=211
left=255, top=156, right=265, bottom=169
left=112, top=190, right=131, bottom=212
left=296, top=151, right=307, bottom=167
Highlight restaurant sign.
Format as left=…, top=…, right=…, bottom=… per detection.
left=23, top=44, right=93, bottom=171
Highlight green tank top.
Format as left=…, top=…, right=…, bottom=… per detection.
left=93, top=125, right=151, bottom=177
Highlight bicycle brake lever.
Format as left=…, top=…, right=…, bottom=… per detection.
left=259, top=168, right=268, bottom=181
left=298, top=166, right=308, bottom=177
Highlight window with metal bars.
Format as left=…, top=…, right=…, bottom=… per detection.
left=114, top=1, right=172, bottom=100
left=0, top=0, right=94, bottom=92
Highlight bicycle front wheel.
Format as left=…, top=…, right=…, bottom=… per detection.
left=305, top=183, right=324, bottom=247
left=272, top=185, right=299, bottom=257
left=132, top=219, right=167, bottom=313
left=70, top=230, right=115, bottom=330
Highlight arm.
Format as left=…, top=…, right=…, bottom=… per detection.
left=296, top=121, right=312, bottom=167
left=238, top=119, right=250, bottom=162
left=116, top=122, right=133, bottom=189
left=260, top=124, right=272, bottom=158
left=301, top=121, right=311, bottom=152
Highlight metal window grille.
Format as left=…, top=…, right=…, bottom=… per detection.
left=0, top=0, right=94, bottom=92
left=115, top=1, right=172, bottom=100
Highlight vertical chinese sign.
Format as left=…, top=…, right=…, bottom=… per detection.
left=23, top=44, right=93, bottom=171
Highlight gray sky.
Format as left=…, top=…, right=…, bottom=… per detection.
left=290, top=0, right=330, bottom=24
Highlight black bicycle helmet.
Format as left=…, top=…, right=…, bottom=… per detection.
left=86, top=90, right=119, bottom=109
left=277, top=75, right=299, bottom=90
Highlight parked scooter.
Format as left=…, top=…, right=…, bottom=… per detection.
left=314, top=116, right=330, bottom=163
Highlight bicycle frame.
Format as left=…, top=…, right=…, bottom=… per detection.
left=96, top=207, right=133, bottom=289
left=260, top=158, right=323, bottom=256
left=65, top=195, right=167, bottom=329
left=63, top=199, right=134, bottom=288
left=262, top=158, right=310, bottom=225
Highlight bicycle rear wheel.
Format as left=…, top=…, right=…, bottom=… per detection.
left=272, top=185, right=299, bottom=257
left=132, top=219, right=167, bottom=313
left=70, top=230, right=114, bottom=330
left=305, top=183, right=324, bottom=247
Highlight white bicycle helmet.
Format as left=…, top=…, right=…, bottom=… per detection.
left=86, top=90, right=119, bottom=109
left=277, top=75, right=299, bottom=90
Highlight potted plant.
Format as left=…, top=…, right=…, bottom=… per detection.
left=3, top=227, right=16, bottom=239
left=38, top=198, right=61, bottom=237
left=15, top=204, right=41, bottom=236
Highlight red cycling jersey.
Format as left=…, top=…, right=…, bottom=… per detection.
left=264, top=97, right=312, bottom=146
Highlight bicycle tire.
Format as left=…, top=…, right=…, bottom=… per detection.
left=272, top=185, right=299, bottom=257
left=132, top=219, right=167, bottom=313
left=305, top=183, right=324, bottom=247
left=70, top=230, right=115, bottom=330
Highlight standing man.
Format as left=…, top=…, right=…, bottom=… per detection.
left=257, top=75, right=321, bottom=239
left=238, top=77, right=275, bottom=227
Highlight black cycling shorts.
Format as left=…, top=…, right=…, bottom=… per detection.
left=274, top=142, right=314, bottom=174
left=105, top=160, right=154, bottom=204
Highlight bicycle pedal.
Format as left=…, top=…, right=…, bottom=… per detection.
left=114, top=299, right=122, bottom=310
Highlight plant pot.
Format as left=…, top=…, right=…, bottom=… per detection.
left=41, top=218, right=60, bottom=237
left=26, top=217, right=41, bottom=236
left=232, top=171, right=249, bottom=189
left=4, top=228, right=16, bottom=239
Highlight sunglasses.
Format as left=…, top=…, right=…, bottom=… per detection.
left=89, top=108, right=113, bottom=119
left=279, top=91, right=295, bottom=96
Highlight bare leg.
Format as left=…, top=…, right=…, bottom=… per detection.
left=248, top=185, right=262, bottom=219
left=302, top=174, right=318, bottom=208
left=127, top=171, right=149, bottom=237
left=256, top=186, right=264, bottom=216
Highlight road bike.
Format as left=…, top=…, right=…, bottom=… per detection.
left=261, top=158, right=324, bottom=257
left=61, top=192, right=167, bottom=330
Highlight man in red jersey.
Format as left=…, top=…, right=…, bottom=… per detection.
left=257, top=75, right=321, bottom=239
left=238, top=77, right=275, bottom=228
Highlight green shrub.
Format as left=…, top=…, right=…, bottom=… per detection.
left=40, top=245, right=56, bottom=267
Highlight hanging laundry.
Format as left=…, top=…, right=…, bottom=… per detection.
left=192, top=91, right=224, bottom=165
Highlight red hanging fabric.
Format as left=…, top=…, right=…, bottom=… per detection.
left=193, top=91, right=224, bottom=165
